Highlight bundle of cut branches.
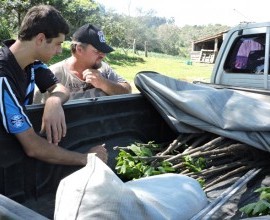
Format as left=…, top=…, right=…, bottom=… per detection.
left=156, top=133, right=270, bottom=189
left=114, top=132, right=270, bottom=190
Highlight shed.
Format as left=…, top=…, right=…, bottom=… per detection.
left=190, top=30, right=229, bottom=63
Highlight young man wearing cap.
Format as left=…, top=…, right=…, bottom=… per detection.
left=34, top=24, right=131, bottom=102
left=0, top=5, right=107, bottom=165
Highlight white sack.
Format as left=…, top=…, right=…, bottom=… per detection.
left=54, top=154, right=208, bottom=220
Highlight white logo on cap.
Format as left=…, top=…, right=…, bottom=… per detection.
left=97, top=31, right=106, bottom=43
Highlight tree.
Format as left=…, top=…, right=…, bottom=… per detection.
left=0, top=0, right=231, bottom=57
left=157, top=24, right=182, bottom=56
left=63, top=0, right=99, bottom=34
left=0, top=0, right=100, bottom=38
left=1, top=0, right=31, bottom=32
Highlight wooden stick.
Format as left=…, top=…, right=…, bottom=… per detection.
left=165, top=136, right=225, bottom=163
left=204, top=165, right=251, bottom=189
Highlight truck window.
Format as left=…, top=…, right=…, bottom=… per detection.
left=224, top=34, right=267, bottom=74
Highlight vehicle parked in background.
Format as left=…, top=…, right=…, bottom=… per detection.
left=210, top=22, right=270, bottom=90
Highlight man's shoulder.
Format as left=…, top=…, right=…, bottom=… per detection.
left=32, top=61, right=49, bottom=70
left=50, top=60, right=66, bottom=70
left=0, top=39, right=17, bottom=63
left=49, top=60, right=67, bottom=75
left=0, top=47, right=18, bottom=76
left=99, top=61, right=112, bottom=72
left=100, top=61, right=110, bottom=68
left=0, top=44, right=12, bottom=64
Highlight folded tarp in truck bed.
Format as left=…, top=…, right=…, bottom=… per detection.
left=135, top=71, right=270, bottom=219
left=135, top=71, right=270, bottom=152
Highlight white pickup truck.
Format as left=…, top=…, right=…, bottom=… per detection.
left=211, top=22, right=270, bottom=90
left=1, top=22, right=270, bottom=219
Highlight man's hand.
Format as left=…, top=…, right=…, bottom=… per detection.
left=40, top=96, right=66, bottom=145
left=82, top=69, right=132, bottom=95
left=89, top=144, right=108, bottom=164
left=40, top=83, right=70, bottom=145
left=83, top=69, right=104, bottom=89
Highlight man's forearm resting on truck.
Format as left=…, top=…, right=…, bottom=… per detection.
left=15, top=128, right=107, bottom=165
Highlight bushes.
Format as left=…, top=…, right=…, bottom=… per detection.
left=0, top=21, right=11, bottom=42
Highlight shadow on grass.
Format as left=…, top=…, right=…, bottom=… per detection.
left=48, top=47, right=145, bottom=67
left=106, top=51, right=145, bottom=66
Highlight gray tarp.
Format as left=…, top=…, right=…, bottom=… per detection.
left=134, top=71, right=270, bottom=152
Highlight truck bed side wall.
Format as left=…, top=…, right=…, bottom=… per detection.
left=0, top=94, right=177, bottom=203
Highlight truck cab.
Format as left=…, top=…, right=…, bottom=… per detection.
left=211, top=22, right=270, bottom=90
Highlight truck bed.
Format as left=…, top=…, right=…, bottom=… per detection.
left=1, top=92, right=270, bottom=219
left=0, top=94, right=177, bottom=219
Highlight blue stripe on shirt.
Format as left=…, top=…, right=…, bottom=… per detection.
left=0, top=77, right=32, bottom=133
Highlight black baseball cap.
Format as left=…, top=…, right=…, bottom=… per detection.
left=72, top=24, right=114, bottom=53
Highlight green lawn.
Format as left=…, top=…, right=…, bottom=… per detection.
left=50, top=43, right=214, bottom=93
left=107, top=50, right=214, bottom=93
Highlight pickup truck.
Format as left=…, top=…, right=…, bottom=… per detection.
left=1, top=21, right=270, bottom=219
left=211, top=21, right=270, bottom=90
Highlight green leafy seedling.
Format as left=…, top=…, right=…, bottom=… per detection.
left=115, top=142, right=175, bottom=181
left=240, top=187, right=270, bottom=217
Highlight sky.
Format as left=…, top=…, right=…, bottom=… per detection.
left=95, top=0, right=270, bottom=27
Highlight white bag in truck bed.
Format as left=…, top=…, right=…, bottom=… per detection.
left=54, top=154, right=208, bottom=220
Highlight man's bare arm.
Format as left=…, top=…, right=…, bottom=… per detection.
left=16, top=128, right=107, bottom=165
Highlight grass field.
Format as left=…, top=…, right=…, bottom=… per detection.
left=49, top=42, right=214, bottom=93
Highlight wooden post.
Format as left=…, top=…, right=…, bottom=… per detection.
left=213, top=38, right=219, bottom=63
left=214, top=38, right=218, bottom=52
left=133, top=39, right=136, bottom=54
left=144, top=41, right=148, bottom=57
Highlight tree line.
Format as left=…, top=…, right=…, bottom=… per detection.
left=0, top=0, right=230, bottom=57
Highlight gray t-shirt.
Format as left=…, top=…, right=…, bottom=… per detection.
left=33, top=60, right=127, bottom=103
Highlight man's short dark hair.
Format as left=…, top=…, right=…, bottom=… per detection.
left=18, top=5, right=69, bottom=41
